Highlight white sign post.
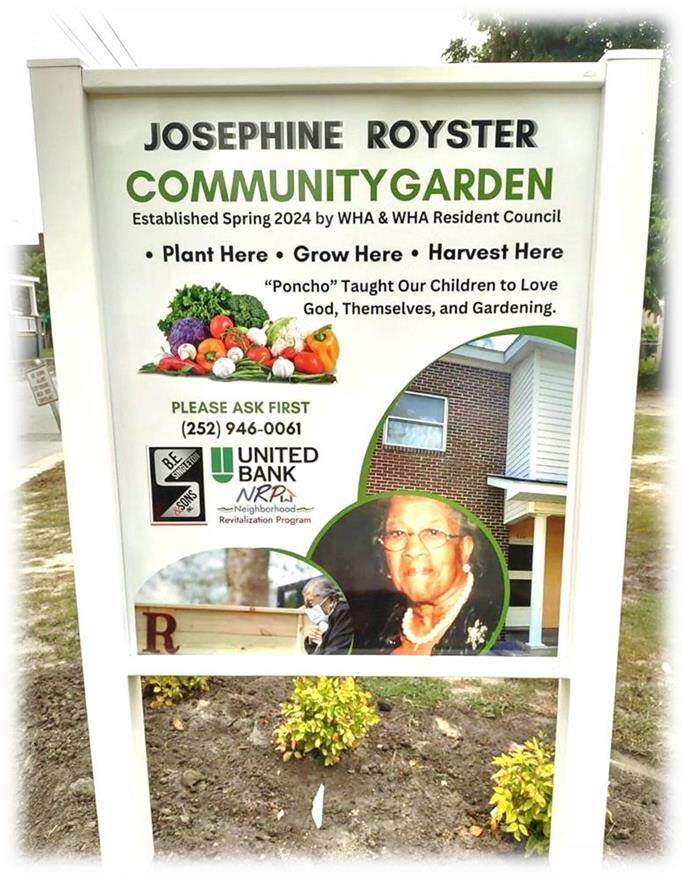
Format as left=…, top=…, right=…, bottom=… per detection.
left=29, top=51, right=660, bottom=867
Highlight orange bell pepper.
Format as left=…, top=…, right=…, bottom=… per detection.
left=304, top=325, right=339, bottom=372
left=196, top=337, right=226, bottom=372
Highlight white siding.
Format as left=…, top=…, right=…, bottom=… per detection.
left=535, top=349, right=574, bottom=480
left=505, top=353, right=535, bottom=477
left=503, top=498, right=531, bottom=524
left=504, top=345, right=574, bottom=482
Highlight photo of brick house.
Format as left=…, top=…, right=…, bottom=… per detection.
left=366, top=333, right=575, bottom=651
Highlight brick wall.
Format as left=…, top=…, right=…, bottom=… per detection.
left=366, top=360, right=511, bottom=552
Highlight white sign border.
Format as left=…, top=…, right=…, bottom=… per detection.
left=28, top=52, right=661, bottom=866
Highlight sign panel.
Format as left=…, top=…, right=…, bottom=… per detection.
left=86, top=84, right=601, bottom=659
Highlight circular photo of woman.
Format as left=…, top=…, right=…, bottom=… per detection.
left=310, top=491, right=508, bottom=655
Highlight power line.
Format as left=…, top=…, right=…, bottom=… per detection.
left=80, top=12, right=122, bottom=66
left=51, top=13, right=99, bottom=65
left=100, top=13, right=137, bottom=67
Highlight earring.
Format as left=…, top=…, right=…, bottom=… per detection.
left=462, top=563, right=471, bottom=573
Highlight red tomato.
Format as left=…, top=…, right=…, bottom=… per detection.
left=210, top=314, right=234, bottom=340
left=247, top=346, right=274, bottom=367
left=223, top=329, right=250, bottom=352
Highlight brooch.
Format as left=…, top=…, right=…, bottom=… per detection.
left=466, top=619, right=488, bottom=651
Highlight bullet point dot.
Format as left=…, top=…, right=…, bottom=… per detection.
left=276, top=251, right=283, bottom=258
left=411, top=249, right=419, bottom=257
left=145, top=251, right=153, bottom=259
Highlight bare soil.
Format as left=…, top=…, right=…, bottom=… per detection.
left=17, top=411, right=668, bottom=863
left=19, top=665, right=664, bottom=861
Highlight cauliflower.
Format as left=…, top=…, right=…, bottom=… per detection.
left=266, top=317, right=305, bottom=356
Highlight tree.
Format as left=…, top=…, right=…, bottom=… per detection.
left=21, top=251, right=50, bottom=319
left=225, top=548, right=270, bottom=606
left=444, top=17, right=669, bottom=315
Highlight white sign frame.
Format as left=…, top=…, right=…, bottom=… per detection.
left=28, top=51, right=661, bottom=866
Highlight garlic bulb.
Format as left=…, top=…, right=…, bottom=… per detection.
left=271, top=357, right=295, bottom=380
left=246, top=327, right=268, bottom=347
left=212, top=357, right=236, bottom=379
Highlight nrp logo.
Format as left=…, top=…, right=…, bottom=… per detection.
left=211, top=447, right=234, bottom=483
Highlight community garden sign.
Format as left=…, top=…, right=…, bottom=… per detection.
left=29, top=51, right=661, bottom=865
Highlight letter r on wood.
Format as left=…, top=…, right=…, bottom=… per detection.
left=143, top=611, right=179, bottom=654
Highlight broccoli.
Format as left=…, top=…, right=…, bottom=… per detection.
left=225, top=294, right=269, bottom=329
left=157, top=283, right=269, bottom=335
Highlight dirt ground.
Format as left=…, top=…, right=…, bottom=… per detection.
left=19, top=665, right=663, bottom=861
left=16, top=391, right=669, bottom=863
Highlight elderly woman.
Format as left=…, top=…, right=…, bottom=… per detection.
left=302, top=576, right=355, bottom=655
left=377, top=494, right=500, bottom=655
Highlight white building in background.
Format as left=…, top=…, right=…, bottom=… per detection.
left=10, top=273, right=41, bottom=360
left=481, top=337, right=573, bottom=648
left=372, top=334, right=575, bottom=652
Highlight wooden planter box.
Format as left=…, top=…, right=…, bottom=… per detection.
left=135, top=603, right=313, bottom=655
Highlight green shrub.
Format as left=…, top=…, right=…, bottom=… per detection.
left=490, top=735, right=554, bottom=855
left=638, top=356, right=659, bottom=377
left=274, top=677, right=380, bottom=766
left=641, top=324, right=658, bottom=341
left=143, top=675, right=209, bottom=709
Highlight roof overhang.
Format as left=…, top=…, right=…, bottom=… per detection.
left=443, top=335, right=574, bottom=372
left=487, top=475, right=567, bottom=504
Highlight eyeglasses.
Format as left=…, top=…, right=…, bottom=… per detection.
left=378, top=528, right=463, bottom=552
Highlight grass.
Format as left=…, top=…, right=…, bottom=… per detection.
left=624, top=414, right=667, bottom=565
left=613, top=593, right=665, bottom=761
left=612, top=408, right=667, bottom=762
left=460, top=679, right=545, bottom=719
left=364, top=677, right=452, bottom=709
left=18, top=463, right=79, bottom=664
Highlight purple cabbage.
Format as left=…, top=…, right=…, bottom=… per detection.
left=167, top=317, right=209, bottom=355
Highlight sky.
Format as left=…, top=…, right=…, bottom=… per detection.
left=4, top=2, right=482, bottom=246
left=5, top=1, right=677, bottom=247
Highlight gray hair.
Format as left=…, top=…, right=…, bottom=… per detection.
left=376, top=496, right=480, bottom=573
left=303, top=576, right=339, bottom=603
left=378, top=496, right=478, bottom=542
left=442, top=506, right=478, bottom=542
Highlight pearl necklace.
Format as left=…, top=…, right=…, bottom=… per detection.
left=401, top=573, right=474, bottom=646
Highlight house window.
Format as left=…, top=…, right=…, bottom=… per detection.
left=508, top=541, right=533, bottom=607
left=383, top=391, right=448, bottom=451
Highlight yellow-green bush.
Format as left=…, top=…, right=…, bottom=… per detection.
left=274, top=677, right=379, bottom=766
left=143, top=676, right=209, bottom=709
left=490, top=735, right=554, bottom=855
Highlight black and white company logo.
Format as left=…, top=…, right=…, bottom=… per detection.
left=148, top=447, right=206, bottom=524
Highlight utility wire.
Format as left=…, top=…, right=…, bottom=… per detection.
left=81, top=12, right=122, bottom=66
left=101, top=12, right=137, bottom=67
left=51, top=13, right=99, bottom=65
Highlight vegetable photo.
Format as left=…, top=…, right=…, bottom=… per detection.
left=140, top=282, right=339, bottom=383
